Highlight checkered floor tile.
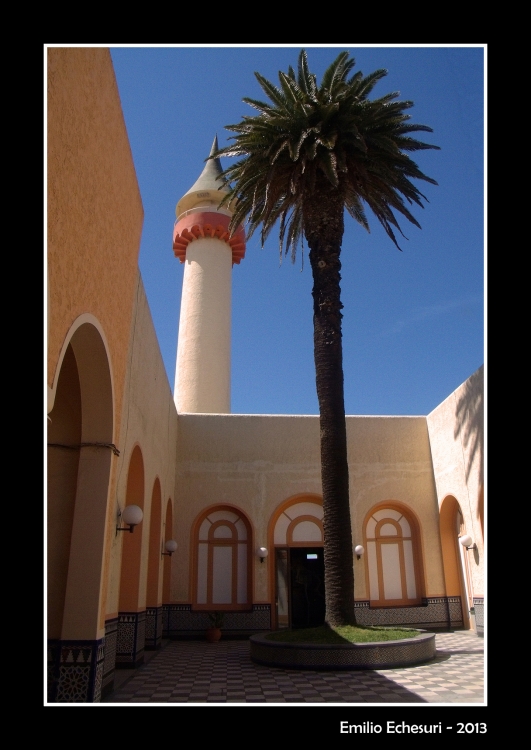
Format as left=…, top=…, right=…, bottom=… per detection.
left=102, top=630, right=484, bottom=704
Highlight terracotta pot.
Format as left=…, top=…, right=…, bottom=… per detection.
left=206, top=627, right=222, bottom=643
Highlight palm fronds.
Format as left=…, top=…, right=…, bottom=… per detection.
left=215, top=49, right=439, bottom=257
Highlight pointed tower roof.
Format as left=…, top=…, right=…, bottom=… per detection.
left=176, top=136, right=232, bottom=219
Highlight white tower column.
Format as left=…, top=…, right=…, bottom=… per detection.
left=172, top=137, right=246, bottom=413
left=175, top=237, right=232, bottom=413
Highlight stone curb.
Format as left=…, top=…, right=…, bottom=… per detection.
left=249, top=630, right=436, bottom=670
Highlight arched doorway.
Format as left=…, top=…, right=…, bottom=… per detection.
left=47, top=319, right=114, bottom=702
left=440, top=495, right=472, bottom=629
left=269, top=495, right=324, bottom=630
left=162, top=499, right=173, bottom=605
left=162, top=499, right=174, bottom=637
left=116, top=445, right=146, bottom=667
left=145, top=478, right=162, bottom=650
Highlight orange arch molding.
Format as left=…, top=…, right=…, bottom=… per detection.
left=361, top=500, right=427, bottom=604
left=439, top=495, right=463, bottom=597
left=267, top=493, right=323, bottom=628
left=173, top=212, right=246, bottom=264
left=189, top=503, right=255, bottom=610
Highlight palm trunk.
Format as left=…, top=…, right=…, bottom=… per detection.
left=305, top=190, right=356, bottom=627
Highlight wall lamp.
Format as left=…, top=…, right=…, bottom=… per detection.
left=162, top=540, right=178, bottom=558
left=257, top=546, right=268, bottom=563
left=354, top=545, right=365, bottom=560
left=116, top=504, right=143, bottom=535
left=459, top=534, right=477, bottom=551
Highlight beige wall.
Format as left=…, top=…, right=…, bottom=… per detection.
left=105, top=276, right=178, bottom=617
left=427, top=366, right=484, bottom=597
left=346, top=416, right=444, bottom=599
left=47, top=47, right=146, bottom=639
left=172, top=412, right=444, bottom=604
left=47, top=47, right=483, bottom=644
left=47, top=47, right=143, bottom=433
left=47, top=47, right=179, bottom=629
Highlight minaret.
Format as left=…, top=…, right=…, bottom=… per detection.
left=173, top=137, right=246, bottom=413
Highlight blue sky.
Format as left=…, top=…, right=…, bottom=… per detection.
left=110, top=45, right=484, bottom=416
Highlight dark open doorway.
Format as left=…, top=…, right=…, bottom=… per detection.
left=289, top=547, right=325, bottom=629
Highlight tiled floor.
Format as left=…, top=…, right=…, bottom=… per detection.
left=102, top=630, right=484, bottom=704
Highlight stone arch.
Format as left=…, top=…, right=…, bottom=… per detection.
left=146, top=478, right=162, bottom=608
left=362, top=501, right=425, bottom=608
left=48, top=313, right=114, bottom=417
left=48, top=319, right=114, bottom=639
left=162, top=498, right=174, bottom=605
left=145, top=478, right=162, bottom=650
left=269, top=494, right=324, bottom=548
left=118, top=445, right=145, bottom=611
left=116, top=444, right=146, bottom=668
left=48, top=343, right=82, bottom=641
left=439, top=494, right=472, bottom=627
left=47, top=318, right=114, bottom=701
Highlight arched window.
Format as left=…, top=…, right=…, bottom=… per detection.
left=364, top=505, right=423, bottom=607
left=193, top=506, right=252, bottom=610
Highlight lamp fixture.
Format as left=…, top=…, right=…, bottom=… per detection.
left=354, top=545, right=365, bottom=560
left=162, top=540, right=178, bottom=557
left=257, top=546, right=268, bottom=563
left=116, top=504, right=143, bottom=535
left=459, top=534, right=477, bottom=551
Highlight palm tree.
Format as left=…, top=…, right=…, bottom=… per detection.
left=216, top=50, right=439, bottom=627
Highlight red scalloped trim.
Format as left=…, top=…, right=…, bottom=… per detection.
left=173, top=212, right=246, bottom=265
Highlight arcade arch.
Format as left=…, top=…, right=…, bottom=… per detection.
left=146, top=478, right=162, bottom=608
left=48, top=320, right=114, bottom=641
left=118, top=445, right=145, bottom=613
left=115, top=445, right=146, bottom=668
left=47, top=319, right=114, bottom=701
left=162, top=499, right=174, bottom=605
left=439, top=495, right=472, bottom=628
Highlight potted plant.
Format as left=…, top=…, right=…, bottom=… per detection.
left=206, top=611, right=224, bottom=642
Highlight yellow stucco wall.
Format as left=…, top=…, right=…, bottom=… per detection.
left=47, top=47, right=483, bottom=645
left=47, top=48, right=146, bottom=637
left=105, top=276, right=179, bottom=617
left=427, top=366, right=484, bottom=597
left=172, top=412, right=444, bottom=604
left=47, top=47, right=144, bottom=435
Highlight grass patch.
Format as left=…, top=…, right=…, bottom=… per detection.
left=264, top=624, right=420, bottom=644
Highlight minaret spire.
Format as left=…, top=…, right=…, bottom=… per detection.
left=175, top=134, right=231, bottom=220
left=172, top=138, right=246, bottom=414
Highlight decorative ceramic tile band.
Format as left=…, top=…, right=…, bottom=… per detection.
left=101, top=618, right=118, bottom=697
left=145, top=607, right=163, bottom=650
left=473, top=597, right=484, bottom=636
left=249, top=631, right=436, bottom=670
left=164, top=604, right=271, bottom=635
left=353, top=597, right=463, bottom=629
left=47, top=639, right=105, bottom=702
left=116, top=611, right=146, bottom=667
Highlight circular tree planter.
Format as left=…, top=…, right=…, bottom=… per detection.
left=250, top=631, right=435, bottom=670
